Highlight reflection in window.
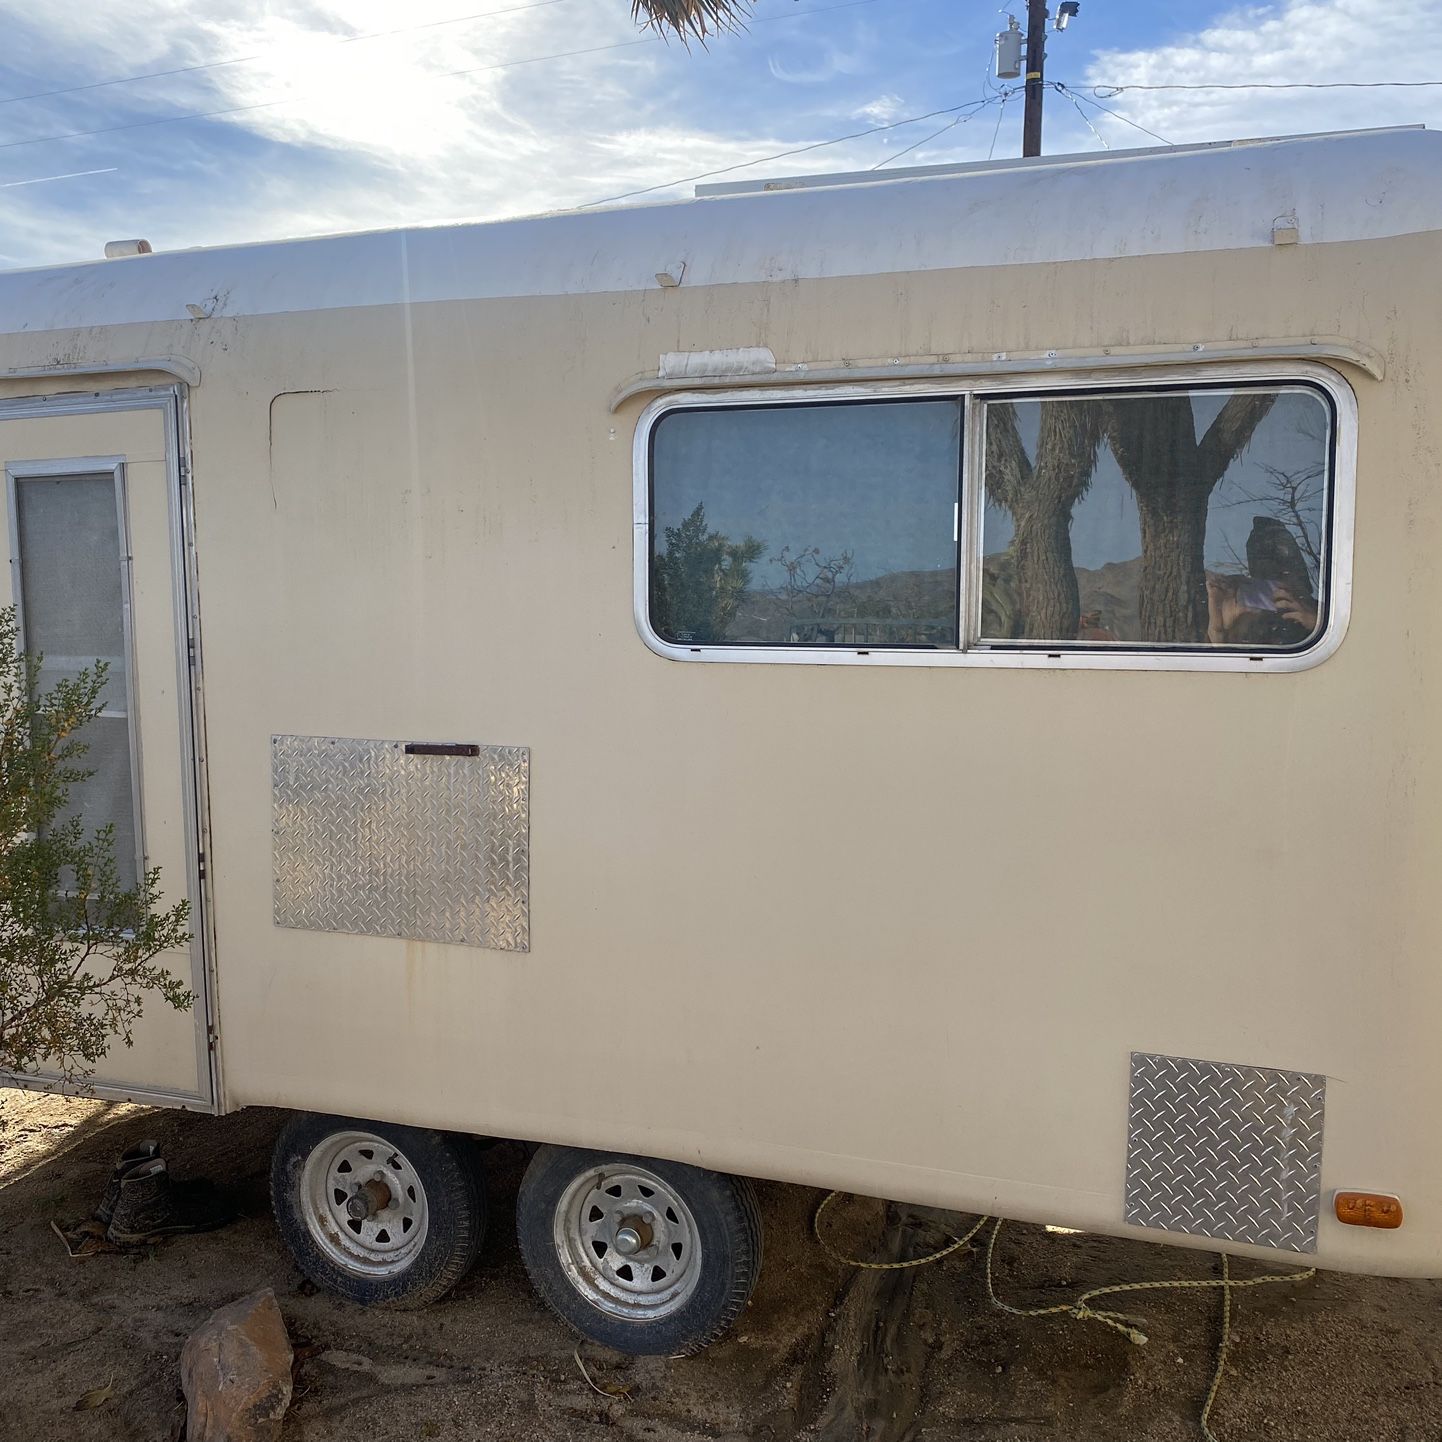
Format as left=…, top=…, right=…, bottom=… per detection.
left=13, top=471, right=138, bottom=888
left=979, top=387, right=1330, bottom=648
left=650, top=400, right=961, bottom=647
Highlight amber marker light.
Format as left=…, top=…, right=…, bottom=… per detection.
left=1334, top=1192, right=1404, bottom=1229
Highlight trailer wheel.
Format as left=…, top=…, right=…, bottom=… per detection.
left=516, top=1146, right=762, bottom=1355
left=270, top=1112, right=484, bottom=1307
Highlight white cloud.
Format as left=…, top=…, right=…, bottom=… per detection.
left=0, top=1, right=759, bottom=259
left=10, top=0, right=1436, bottom=270
left=0, top=0, right=936, bottom=265
left=0, top=0, right=969, bottom=265
left=853, top=93, right=905, bottom=124
left=1081, top=0, right=1442, bottom=149
left=766, top=36, right=870, bottom=85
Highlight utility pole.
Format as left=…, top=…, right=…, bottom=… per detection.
left=997, top=3, right=1078, bottom=158
left=1022, top=0, right=1048, bottom=158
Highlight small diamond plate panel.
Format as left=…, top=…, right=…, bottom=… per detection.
left=1125, top=1052, right=1324, bottom=1253
left=272, top=736, right=529, bottom=952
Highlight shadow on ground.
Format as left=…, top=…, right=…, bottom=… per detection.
left=1, top=1092, right=1439, bottom=1442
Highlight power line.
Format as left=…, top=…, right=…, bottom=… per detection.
left=1058, top=83, right=1173, bottom=146
left=987, top=91, right=1010, bottom=160
left=874, top=43, right=1009, bottom=171
left=585, top=96, right=996, bottom=206
left=1092, top=79, right=1442, bottom=95
left=872, top=90, right=1009, bottom=169
left=873, top=116, right=962, bottom=168
left=0, top=0, right=898, bottom=158
left=0, top=0, right=577, bottom=110
left=1053, top=82, right=1107, bottom=148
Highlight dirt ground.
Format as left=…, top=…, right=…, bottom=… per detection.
left=0, top=1091, right=1439, bottom=1442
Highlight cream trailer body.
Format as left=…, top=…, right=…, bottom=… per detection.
left=0, top=126, right=1437, bottom=1346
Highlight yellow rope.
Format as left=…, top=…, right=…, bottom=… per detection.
left=982, top=1216, right=1149, bottom=1342
left=1202, top=1252, right=1232, bottom=1442
left=982, top=1217, right=1315, bottom=1442
left=815, top=1197, right=1317, bottom=1442
left=812, top=1190, right=989, bottom=1270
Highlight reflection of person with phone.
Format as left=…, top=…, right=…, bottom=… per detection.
left=1271, top=583, right=1318, bottom=634
left=1206, top=573, right=1263, bottom=643
left=1206, top=574, right=1318, bottom=645
left=1206, top=517, right=1320, bottom=646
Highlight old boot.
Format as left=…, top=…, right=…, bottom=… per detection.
left=95, top=1140, right=162, bottom=1228
left=106, top=1157, right=175, bottom=1244
left=107, top=1158, right=235, bottom=1244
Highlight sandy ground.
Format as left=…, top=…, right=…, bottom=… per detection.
left=0, top=1090, right=1439, bottom=1442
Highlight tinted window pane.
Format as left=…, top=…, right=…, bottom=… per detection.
left=15, top=473, right=137, bottom=888
left=62, top=716, right=138, bottom=889
left=979, top=387, right=1330, bottom=648
left=651, top=401, right=960, bottom=647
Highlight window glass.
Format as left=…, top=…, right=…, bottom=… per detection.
left=650, top=400, right=961, bottom=647
left=979, top=386, right=1330, bottom=648
left=14, top=472, right=137, bottom=888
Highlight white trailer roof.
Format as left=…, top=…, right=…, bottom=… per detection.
left=0, top=126, right=1438, bottom=339
left=692, top=127, right=1421, bottom=195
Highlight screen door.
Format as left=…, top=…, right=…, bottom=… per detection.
left=0, top=388, right=210, bottom=1106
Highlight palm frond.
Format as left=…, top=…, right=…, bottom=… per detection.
left=631, top=0, right=754, bottom=44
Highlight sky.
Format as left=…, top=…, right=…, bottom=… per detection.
left=1, top=0, right=1440, bottom=270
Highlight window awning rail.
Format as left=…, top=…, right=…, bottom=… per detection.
left=609, top=338, right=1382, bottom=412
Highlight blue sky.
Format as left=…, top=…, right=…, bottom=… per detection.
left=1, top=0, right=1440, bottom=269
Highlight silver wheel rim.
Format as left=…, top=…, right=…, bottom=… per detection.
left=553, top=1163, right=702, bottom=1320
left=300, top=1130, right=430, bottom=1278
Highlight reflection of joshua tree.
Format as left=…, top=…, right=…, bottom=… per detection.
left=772, top=545, right=855, bottom=640
left=988, top=394, right=1278, bottom=643
left=1103, top=392, right=1277, bottom=643
left=1215, top=413, right=1327, bottom=579
left=986, top=398, right=1105, bottom=640
left=651, top=503, right=764, bottom=642
left=1248, top=461, right=1324, bottom=573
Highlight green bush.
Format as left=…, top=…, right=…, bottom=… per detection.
left=0, top=606, right=191, bottom=1083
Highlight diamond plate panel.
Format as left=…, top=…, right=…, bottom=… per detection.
left=1125, top=1052, right=1324, bottom=1253
left=272, top=735, right=529, bottom=951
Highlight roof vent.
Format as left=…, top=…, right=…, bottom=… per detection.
left=103, top=239, right=153, bottom=258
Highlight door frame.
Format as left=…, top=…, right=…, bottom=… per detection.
left=0, top=384, right=217, bottom=1112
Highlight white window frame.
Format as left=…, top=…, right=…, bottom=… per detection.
left=633, top=359, right=1356, bottom=672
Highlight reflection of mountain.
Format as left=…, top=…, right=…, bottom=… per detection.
left=731, top=568, right=958, bottom=645
left=1076, top=556, right=1143, bottom=640
left=724, top=560, right=1142, bottom=644
left=982, top=552, right=1144, bottom=641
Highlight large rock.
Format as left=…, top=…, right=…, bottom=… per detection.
left=180, top=1288, right=293, bottom=1442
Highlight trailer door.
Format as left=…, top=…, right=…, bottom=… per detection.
left=0, top=386, right=212, bottom=1108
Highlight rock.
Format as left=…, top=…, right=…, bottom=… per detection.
left=180, top=1289, right=293, bottom=1442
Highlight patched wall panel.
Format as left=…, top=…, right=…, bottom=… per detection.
left=272, top=735, right=529, bottom=951
left=1125, top=1052, right=1324, bottom=1253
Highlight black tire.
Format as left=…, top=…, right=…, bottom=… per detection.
left=516, top=1145, right=763, bottom=1356
left=270, top=1111, right=484, bottom=1308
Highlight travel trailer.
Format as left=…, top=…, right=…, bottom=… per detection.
left=2, top=126, right=1438, bottom=1354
